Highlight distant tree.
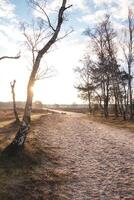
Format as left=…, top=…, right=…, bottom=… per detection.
left=122, top=8, right=134, bottom=119
left=10, top=80, right=20, bottom=124
left=3, top=0, right=72, bottom=154
left=85, top=15, right=120, bottom=118
left=118, top=71, right=130, bottom=120
left=74, top=56, right=95, bottom=113
left=110, top=69, right=129, bottom=120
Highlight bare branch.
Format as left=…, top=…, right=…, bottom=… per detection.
left=10, top=80, right=16, bottom=88
left=35, top=62, right=56, bottom=80
left=65, top=5, right=72, bottom=10
left=29, top=0, right=56, bottom=32
left=0, top=52, right=20, bottom=61
left=56, top=28, right=73, bottom=41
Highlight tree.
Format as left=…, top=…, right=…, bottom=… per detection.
left=3, top=0, right=72, bottom=154
left=0, top=53, right=20, bottom=122
left=10, top=80, right=20, bottom=124
left=85, top=15, right=120, bottom=118
left=118, top=71, right=130, bottom=120
left=74, top=56, right=94, bottom=113
left=122, top=8, right=134, bottom=119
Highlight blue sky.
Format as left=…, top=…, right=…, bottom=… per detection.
left=10, top=0, right=29, bottom=19
left=0, top=0, right=134, bottom=104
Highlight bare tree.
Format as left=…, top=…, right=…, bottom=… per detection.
left=3, top=0, right=71, bottom=154
left=21, top=21, right=55, bottom=81
left=122, top=8, right=134, bottom=119
left=10, top=80, right=20, bottom=124
left=74, top=56, right=94, bottom=113
left=0, top=53, right=20, bottom=122
left=85, top=15, right=121, bottom=118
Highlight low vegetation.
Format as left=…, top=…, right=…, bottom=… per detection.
left=53, top=106, right=134, bottom=132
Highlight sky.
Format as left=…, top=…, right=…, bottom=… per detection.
left=0, top=0, right=134, bottom=104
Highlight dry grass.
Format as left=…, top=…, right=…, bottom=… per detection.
left=0, top=108, right=73, bottom=200
left=0, top=108, right=49, bottom=151
left=54, top=107, right=134, bottom=132
left=87, top=113, right=134, bottom=132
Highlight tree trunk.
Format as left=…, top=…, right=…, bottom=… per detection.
left=117, top=99, right=122, bottom=117
left=114, top=100, right=119, bottom=118
left=23, top=81, right=34, bottom=124
left=2, top=121, right=29, bottom=154
left=104, top=98, right=108, bottom=118
left=128, top=69, right=133, bottom=119
left=3, top=80, right=34, bottom=154
left=104, top=80, right=109, bottom=118
left=120, top=97, right=127, bottom=121
left=127, top=9, right=133, bottom=119
left=10, top=80, right=20, bottom=123
left=113, top=89, right=119, bottom=118
left=87, top=91, right=92, bottom=113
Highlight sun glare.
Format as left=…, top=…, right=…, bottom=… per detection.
left=32, top=84, right=38, bottom=95
left=32, top=83, right=44, bottom=101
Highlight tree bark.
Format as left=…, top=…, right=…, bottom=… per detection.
left=10, top=80, right=20, bottom=123
left=87, top=90, right=92, bottom=113
left=114, top=100, right=119, bottom=118
left=128, top=66, right=133, bottom=119
left=0, top=53, right=20, bottom=61
left=126, top=9, right=133, bottom=119
left=104, top=79, right=109, bottom=118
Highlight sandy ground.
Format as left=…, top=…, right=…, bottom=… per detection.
left=29, top=112, right=134, bottom=200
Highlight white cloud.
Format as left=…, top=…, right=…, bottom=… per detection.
left=93, top=0, right=108, bottom=5
left=33, top=0, right=88, bottom=20
left=93, top=0, right=134, bottom=21
left=80, top=9, right=107, bottom=24
left=0, top=0, right=29, bottom=101
left=0, top=0, right=22, bottom=56
left=0, top=0, right=16, bottom=19
left=113, top=0, right=128, bottom=20
left=79, top=0, right=134, bottom=26
left=69, top=0, right=87, bottom=11
left=46, top=0, right=88, bottom=12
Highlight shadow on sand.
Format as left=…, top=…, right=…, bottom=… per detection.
left=0, top=142, right=73, bottom=200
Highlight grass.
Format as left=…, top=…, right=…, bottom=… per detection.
left=0, top=141, right=72, bottom=200
left=0, top=109, right=43, bottom=199
left=0, top=144, right=44, bottom=200
left=0, top=109, right=45, bottom=200
left=53, top=106, right=134, bottom=132
left=87, top=113, right=134, bottom=132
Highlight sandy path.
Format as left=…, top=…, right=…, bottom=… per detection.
left=33, top=112, right=134, bottom=200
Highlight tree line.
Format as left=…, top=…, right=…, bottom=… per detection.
left=75, top=10, right=134, bottom=120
